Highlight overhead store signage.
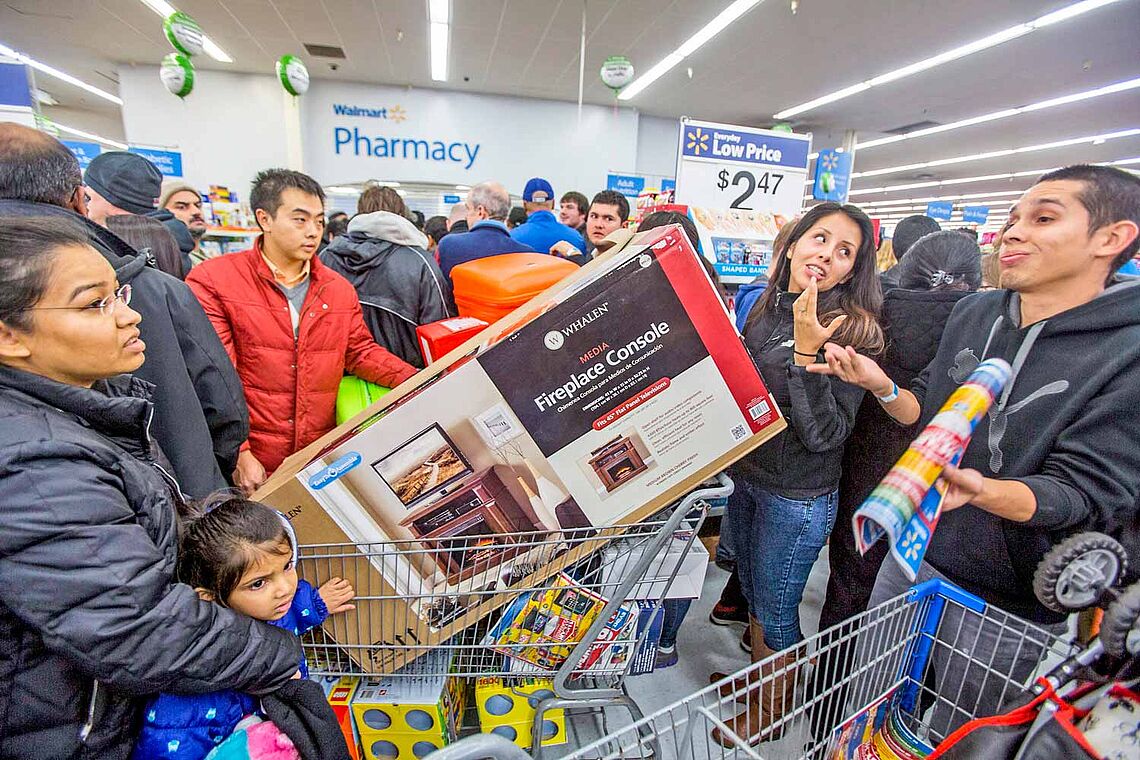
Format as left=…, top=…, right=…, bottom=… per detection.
left=674, top=118, right=810, bottom=216
left=128, top=146, right=183, bottom=177
left=812, top=148, right=854, bottom=203
left=62, top=140, right=102, bottom=170
left=442, top=193, right=461, bottom=204
left=661, top=178, right=675, bottom=193
left=675, top=118, right=811, bottom=285
left=334, top=127, right=480, bottom=170
left=607, top=173, right=645, bottom=198
left=926, top=201, right=953, bottom=221
left=0, top=62, right=33, bottom=108
left=963, top=206, right=989, bottom=225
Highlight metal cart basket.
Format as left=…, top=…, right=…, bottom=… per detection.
left=296, top=474, right=733, bottom=758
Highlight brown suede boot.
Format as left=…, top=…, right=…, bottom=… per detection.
left=711, top=619, right=799, bottom=746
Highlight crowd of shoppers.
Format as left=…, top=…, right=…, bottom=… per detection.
left=1, top=115, right=1139, bottom=758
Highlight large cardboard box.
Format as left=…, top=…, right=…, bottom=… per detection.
left=256, top=225, right=784, bottom=672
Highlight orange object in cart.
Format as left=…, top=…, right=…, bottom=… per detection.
left=451, top=253, right=579, bottom=324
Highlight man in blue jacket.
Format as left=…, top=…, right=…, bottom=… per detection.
left=510, top=177, right=586, bottom=254
left=437, top=181, right=534, bottom=279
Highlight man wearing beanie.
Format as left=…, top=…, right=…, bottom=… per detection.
left=84, top=152, right=196, bottom=277
left=161, top=181, right=212, bottom=267
left=881, top=214, right=942, bottom=290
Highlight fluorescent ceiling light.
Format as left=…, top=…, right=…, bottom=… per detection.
left=454, top=184, right=471, bottom=190
left=857, top=76, right=1140, bottom=151
left=137, top=0, right=234, bottom=63
left=618, top=0, right=764, bottom=101
left=851, top=128, right=1140, bottom=180
left=429, top=0, right=449, bottom=24
left=324, top=186, right=361, bottom=195
left=430, top=22, right=448, bottom=81
left=369, top=180, right=401, bottom=187
left=54, top=122, right=128, bottom=149
left=0, top=41, right=123, bottom=105
left=773, top=0, right=1125, bottom=119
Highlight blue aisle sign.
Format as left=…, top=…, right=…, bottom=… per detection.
left=128, top=146, right=183, bottom=177
left=660, top=178, right=676, bottom=193
left=607, top=173, right=646, bottom=198
left=963, top=206, right=989, bottom=225
left=812, top=149, right=854, bottom=203
left=926, top=201, right=953, bottom=221
left=0, top=62, right=32, bottom=107
left=442, top=193, right=461, bottom=204
left=61, top=140, right=102, bottom=170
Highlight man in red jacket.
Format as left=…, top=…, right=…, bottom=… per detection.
left=187, top=169, right=417, bottom=492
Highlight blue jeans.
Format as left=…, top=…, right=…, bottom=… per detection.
left=726, top=479, right=838, bottom=651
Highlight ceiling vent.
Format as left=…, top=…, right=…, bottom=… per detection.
left=885, top=119, right=940, bottom=134
left=303, top=43, right=346, bottom=59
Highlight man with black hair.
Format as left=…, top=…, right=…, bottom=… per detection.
left=0, top=122, right=248, bottom=498
left=187, top=169, right=416, bottom=492
left=815, top=164, right=1140, bottom=733
left=550, top=190, right=631, bottom=262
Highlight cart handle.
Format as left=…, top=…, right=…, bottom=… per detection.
left=420, top=733, right=533, bottom=760
left=551, top=472, right=734, bottom=699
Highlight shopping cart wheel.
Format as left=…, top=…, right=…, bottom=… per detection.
left=1101, top=582, right=1140, bottom=658
left=1033, top=532, right=1128, bottom=613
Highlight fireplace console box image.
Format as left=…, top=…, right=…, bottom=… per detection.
left=256, top=224, right=787, bottom=672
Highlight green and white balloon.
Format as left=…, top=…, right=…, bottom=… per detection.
left=160, top=53, right=195, bottom=99
left=276, top=54, right=310, bottom=96
left=600, top=56, right=635, bottom=92
left=164, top=11, right=204, bottom=57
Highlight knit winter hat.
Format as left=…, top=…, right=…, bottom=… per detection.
left=84, top=151, right=162, bottom=215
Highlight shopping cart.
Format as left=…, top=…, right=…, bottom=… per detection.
left=427, top=577, right=1078, bottom=760
left=296, top=474, right=733, bottom=758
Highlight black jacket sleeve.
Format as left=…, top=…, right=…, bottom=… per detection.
left=0, top=444, right=299, bottom=696
left=164, top=277, right=250, bottom=475
left=785, top=364, right=866, bottom=453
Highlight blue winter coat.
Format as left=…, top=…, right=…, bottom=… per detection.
left=132, top=581, right=328, bottom=759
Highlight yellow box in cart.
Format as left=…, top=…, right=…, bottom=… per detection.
left=256, top=225, right=787, bottom=674
left=475, top=677, right=566, bottom=750
left=351, top=666, right=467, bottom=760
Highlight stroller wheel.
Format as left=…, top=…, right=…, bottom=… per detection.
left=1033, top=532, right=1128, bottom=613
left=1101, top=582, right=1140, bottom=658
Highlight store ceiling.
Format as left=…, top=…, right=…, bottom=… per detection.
left=2, top=0, right=1138, bottom=212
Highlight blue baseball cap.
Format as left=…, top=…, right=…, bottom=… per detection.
left=522, top=177, right=554, bottom=203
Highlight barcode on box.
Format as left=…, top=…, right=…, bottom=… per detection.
left=748, top=400, right=771, bottom=421
left=730, top=424, right=747, bottom=441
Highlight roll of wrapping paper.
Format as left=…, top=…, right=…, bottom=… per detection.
left=853, top=359, right=1012, bottom=579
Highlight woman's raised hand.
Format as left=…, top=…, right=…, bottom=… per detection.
left=808, top=342, right=893, bottom=396
left=793, top=276, right=847, bottom=356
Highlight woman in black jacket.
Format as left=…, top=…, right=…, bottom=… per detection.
left=821, top=230, right=983, bottom=629
left=0, top=218, right=301, bottom=759
left=713, top=203, right=884, bottom=745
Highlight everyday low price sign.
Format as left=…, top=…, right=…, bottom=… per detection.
left=674, top=118, right=811, bottom=219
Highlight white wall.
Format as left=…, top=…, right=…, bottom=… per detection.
left=119, top=66, right=294, bottom=199
left=300, top=82, right=639, bottom=196
left=635, top=115, right=681, bottom=180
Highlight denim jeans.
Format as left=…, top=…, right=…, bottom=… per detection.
left=725, top=479, right=839, bottom=651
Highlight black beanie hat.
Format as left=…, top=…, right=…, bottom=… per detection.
left=84, top=151, right=162, bottom=215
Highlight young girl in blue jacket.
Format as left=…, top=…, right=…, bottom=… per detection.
left=132, top=497, right=356, bottom=759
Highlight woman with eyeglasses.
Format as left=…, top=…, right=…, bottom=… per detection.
left=0, top=218, right=301, bottom=760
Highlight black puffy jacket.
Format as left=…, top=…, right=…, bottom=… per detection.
left=0, top=199, right=249, bottom=498
left=0, top=366, right=301, bottom=759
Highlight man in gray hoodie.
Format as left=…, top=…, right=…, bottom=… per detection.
left=321, top=209, right=453, bottom=368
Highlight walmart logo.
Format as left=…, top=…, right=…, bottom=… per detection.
left=821, top=152, right=839, bottom=171
left=686, top=128, right=710, bottom=155
left=333, top=104, right=408, bottom=122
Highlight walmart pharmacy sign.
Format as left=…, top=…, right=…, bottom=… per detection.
left=334, top=127, right=481, bottom=170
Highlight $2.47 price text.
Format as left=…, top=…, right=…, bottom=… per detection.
left=716, top=168, right=785, bottom=210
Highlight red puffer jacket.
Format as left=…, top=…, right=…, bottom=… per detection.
left=187, top=242, right=417, bottom=473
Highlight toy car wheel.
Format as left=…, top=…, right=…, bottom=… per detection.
left=1033, top=532, right=1128, bottom=613
left=1101, top=582, right=1140, bottom=658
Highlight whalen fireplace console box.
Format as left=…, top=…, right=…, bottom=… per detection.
left=256, top=224, right=786, bottom=672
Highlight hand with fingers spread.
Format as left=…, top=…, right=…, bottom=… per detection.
left=809, top=342, right=894, bottom=395
left=792, top=276, right=848, bottom=362
left=318, top=577, right=356, bottom=615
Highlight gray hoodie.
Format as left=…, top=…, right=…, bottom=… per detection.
left=321, top=211, right=453, bottom=368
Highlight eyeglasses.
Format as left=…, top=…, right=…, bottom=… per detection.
left=30, top=284, right=133, bottom=317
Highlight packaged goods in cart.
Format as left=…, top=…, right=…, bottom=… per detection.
left=315, top=675, right=362, bottom=760
left=474, top=676, right=566, bottom=750
left=854, top=359, right=1012, bottom=581
left=257, top=224, right=786, bottom=672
